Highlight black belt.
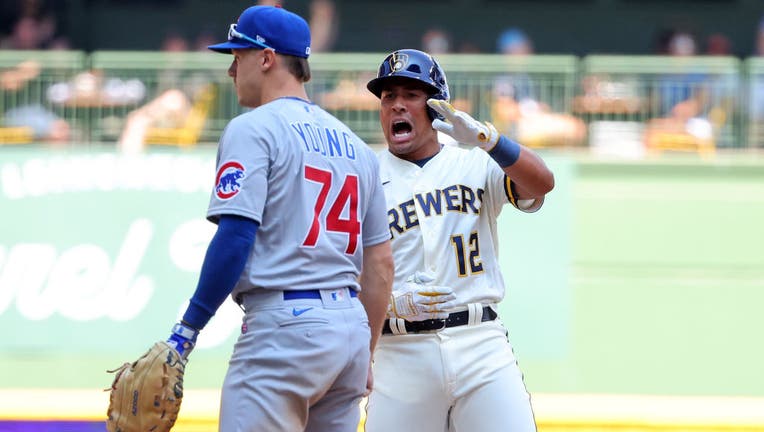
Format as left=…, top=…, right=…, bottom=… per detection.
left=382, top=306, right=497, bottom=335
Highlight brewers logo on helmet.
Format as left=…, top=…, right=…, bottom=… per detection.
left=367, top=48, right=450, bottom=120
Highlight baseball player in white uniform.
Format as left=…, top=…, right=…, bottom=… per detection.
left=363, top=49, right=555, bottom=432
left=161, top=6, right=393, bottom=432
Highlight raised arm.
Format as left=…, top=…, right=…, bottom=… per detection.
left=428, top=98, right=554, bottom=201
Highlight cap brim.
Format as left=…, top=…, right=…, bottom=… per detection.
left=207, top=41, right=252, bottom=54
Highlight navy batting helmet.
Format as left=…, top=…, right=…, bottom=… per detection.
left=367, top=49, right=450, bottom=120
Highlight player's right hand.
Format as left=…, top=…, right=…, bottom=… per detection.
left=388, top=271, right=457, bottom=321
left=166, top=322, right=199, bottom=360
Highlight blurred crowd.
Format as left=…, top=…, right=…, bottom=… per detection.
left=2, top=0, right=764, bottom=153
left=0, top=0, right=69, bottom=50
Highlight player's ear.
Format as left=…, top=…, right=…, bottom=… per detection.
left=260, top=48, right=277, bottom=70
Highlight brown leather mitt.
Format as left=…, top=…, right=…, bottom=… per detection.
left=106, top=341, right=186, bottom=432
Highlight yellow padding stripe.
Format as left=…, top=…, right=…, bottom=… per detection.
left=1, top=390, right=764, bottom=431
left=0, top=388, right=219, bottom=420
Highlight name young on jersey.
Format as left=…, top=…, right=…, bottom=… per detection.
left=388, top=183, right=484, bottom=238
left=291, top=121, right=356, bottom=161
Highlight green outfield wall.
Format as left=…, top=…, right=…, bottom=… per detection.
left=0, top=147, right=762, bottom=399
left=500, top=155, right=764, bottom=397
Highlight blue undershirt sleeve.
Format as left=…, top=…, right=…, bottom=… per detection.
left=181, top=214, right=258, bottom=330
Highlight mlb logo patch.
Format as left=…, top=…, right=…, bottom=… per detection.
left=215, top=161, right=245, bottom=200
left=329, top=290, right=345, bottom=302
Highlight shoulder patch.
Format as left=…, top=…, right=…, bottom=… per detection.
left=215, top=161, right=246, bottom=200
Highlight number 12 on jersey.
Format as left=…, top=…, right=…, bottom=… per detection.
left=450, top=232, right=484, bottom=277
left=302, top=165, right=360, bottom=255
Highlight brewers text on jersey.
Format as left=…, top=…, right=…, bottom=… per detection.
left=387, top=183, right=487, bottom=237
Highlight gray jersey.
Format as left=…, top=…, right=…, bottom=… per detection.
left=207, top=97, right=389, bottom=298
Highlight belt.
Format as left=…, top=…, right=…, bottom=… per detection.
left=382, top=306, right=497, bottom=335
left=283, top=289, right=358, bottom=300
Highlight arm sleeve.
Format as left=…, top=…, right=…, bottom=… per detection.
left=181, top=214, right=259, bottom=330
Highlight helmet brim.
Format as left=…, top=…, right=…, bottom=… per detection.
left=366, top=75, right=440, bottom=99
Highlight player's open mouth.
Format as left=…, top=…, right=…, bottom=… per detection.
left=391, top=120, right=413, bottom=139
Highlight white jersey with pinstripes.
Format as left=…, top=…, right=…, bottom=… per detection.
left=378, top=144, right=534, bottom=307
left=207, top=97, right=389, bottom=299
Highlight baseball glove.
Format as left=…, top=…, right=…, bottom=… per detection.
left=106, top=341, right=186, bottom=432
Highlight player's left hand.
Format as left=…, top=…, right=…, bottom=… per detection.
left=428, top=99, right=500, bottom=151
left=166, top=322, right=199, bottom=360
left=106, top=341, right=186, bottom=432
left=389, top=271, right=457, bottom=321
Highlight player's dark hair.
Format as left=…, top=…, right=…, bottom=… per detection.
left=283, top=55, right=311, bottom=82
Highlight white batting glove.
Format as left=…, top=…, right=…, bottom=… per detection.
left=388, top=271, right=457, bottom=322
left=428, top=99, right=501, bottom=151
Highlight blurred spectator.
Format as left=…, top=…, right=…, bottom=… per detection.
left=753, top=17, right=764, bottom=57
left=0, top=59, right=40, bottom=91
left=309, top=0, right=338, bottom=52
left=318, top=71, right=379, bottom=111
left=667, top=31, right=697, bottom=56
left=490, top=27, right=586, bottom=147
left=643, top=30, right=729, bottom=154
left=421, top=28, right=452, bottom=55
left=748, top=18, right=764, bottom=144
left=117, top=33, right=216, bottom=153
left=652, top=31, right=708, bottom=118
left=3, top=104, right=70, bottom=142
left=46, top=69, right=146, bottom=107
left=705, top=33, right=732, bottom=56
left=43, top=67, right=146, bottom=143
left=257, top=0, right=338, bottom=52
left=193, top=28, right=217, bottom=52
left=117, top=87, right=200, bottom=153
left=161, top=30, right=189, bottom=52
left=497, top=28, right=533, bottom=55
left=0, top=60, right=71, bottom=143
left=0, top=0, right=68, bottom=50
left=457, top=41, right=481, bottom=54
left=494, top=28, right=535, bottom=102
left=572, top=73, right=643, bottom=117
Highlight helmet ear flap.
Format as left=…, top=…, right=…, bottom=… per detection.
left=426, top=58, right=448, bottom=121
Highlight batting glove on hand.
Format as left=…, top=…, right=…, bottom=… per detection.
left=389, top=271, right=457, bottom=322
left=166, top=322, right=199, bottom=360
left=428, top=99, right=501, bottom=151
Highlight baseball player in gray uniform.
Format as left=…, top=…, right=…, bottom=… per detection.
left=363, top=49, right=555, bottom=431
left=163, top=6, right=394, bottom=432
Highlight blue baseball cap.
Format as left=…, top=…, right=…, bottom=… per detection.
left=497, top=28, right=531, bottom=54
left=208, top=5, right=311, bottom=58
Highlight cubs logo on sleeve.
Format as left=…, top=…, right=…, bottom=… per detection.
left=215, top=161, right=246, bottom=200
